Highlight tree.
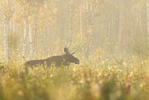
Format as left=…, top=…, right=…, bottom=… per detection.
left=0, top=0, right=15, bottom=61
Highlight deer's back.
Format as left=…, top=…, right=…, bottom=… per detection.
left=46, top=55, right=65, bottom=66
left=25, top=59, right=45, bottom=67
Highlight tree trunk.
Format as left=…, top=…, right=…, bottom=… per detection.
left=85, top=3, right=94, bottom=58
left=3, top=23, right=8, bottom=61
left=146, top=0, right=149, bottom=40
left=68, top=0, right=73, bottom=45
left=29, top=20, right=33, bottom=57
left=80, top=0, right=83, bottom=41
left=118, top=9, right=123, bottom=43
left=23, top=19, right=27, bottom=57
left=118, top=0, right=125, bottom=55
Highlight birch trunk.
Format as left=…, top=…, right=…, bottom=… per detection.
left=85, top=3, right=94, bottom=58
left=118, top=0, right=126, bottom=56
left=29, top=20, right=33, bottom=57
left=6, top=21, right=10, bottom=61
left=118, top=9, right=123, bottom=43
left=3, top=23, right=8, bottom=61
left=146, top=0, right=149, bottom=40
left=69, top=0, right=73, bottom=45
left=8, top=21, right=12, bottom=59
left=118, top=0, right=125, bottom=44
left=80, top=0, right=83, bottom=41
left=7, top=21, right=11, bottom=60
left=23, top=20, right=27, bottom=57
left=85, top=1, right=89, bottom=58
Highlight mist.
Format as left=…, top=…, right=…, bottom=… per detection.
left=0, top=0, right=148, bottom=62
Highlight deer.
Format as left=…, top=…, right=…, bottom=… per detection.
left=24, top=48, right=79, bottom=69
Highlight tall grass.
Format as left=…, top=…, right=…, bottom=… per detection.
left=0, top=55, right=149, bottom=100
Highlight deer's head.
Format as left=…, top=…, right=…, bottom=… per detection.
left=63, top=48, right=79, bottom=64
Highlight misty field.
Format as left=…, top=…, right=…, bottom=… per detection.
left=0, top=55, right=149, bottom=100
left=1, top=0, right=149, bottom=100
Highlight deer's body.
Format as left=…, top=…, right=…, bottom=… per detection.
left=46, top=55, right=68, bottom=66
left=25, top=59, right=46, bottom=67
left=25, top=48, right=79, bottom=68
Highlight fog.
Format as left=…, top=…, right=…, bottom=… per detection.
left=0, top=0, right=148, bottom=61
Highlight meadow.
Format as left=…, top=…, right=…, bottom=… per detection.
left=0, top=1, right=149, bottom=99
left=0, top=54, right=149, bottom=100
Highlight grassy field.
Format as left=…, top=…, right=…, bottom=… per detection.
left=0, top=56, right=149, bottom=100
left=0, top=0, right=148, bottom=100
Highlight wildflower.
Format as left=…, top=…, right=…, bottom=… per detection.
left=50, top=74, right=53, bottom=78
left=123, top=84, right=131, bottom=94
left=18, top=90, right=24, bottom=96
left=139, top=83, right=144, bottom=88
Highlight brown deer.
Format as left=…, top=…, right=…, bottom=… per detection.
left=24, top=48, right=79, bottom=68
